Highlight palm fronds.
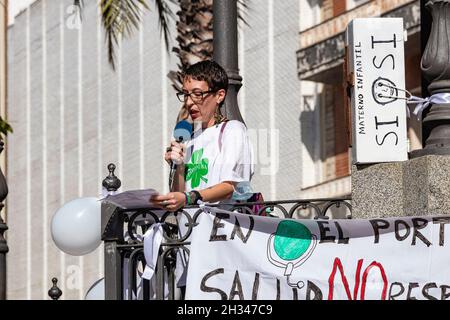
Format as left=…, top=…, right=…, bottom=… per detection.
left=73, top=0, right=84, bottom=20
left=100, top=0, right=150, bottom=70
left=237, top=0, right=250, bottom=27
left=73, top=0, right=84, bottom=10
left=170, top=0, right=249, bottom=92
left=74, top=0, right=175, bottom=70
left=154, top=0, right=177, bottom=52
left=0, top=117, right=13, bottom=138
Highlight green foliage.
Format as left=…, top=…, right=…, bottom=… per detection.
left=75, top=0, right=249, bottom=71
left=0, top=117, right=13, bottom=139
left=74, top=0, right=175, bottom=70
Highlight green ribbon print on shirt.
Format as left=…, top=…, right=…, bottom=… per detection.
left=186, top=148, right=209, bottom=188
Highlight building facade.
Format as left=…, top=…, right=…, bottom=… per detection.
left=6, top=0, right=303, bottom=299
left=297, top=0, right=421, bottom=199
left=4, top=0, right=424, bottom=300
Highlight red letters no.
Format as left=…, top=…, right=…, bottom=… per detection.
left=328, top=258, right=387, bottom=300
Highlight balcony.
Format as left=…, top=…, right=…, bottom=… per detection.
left=100, top=191, right=351, bottom=300
left=297, top=0, right=420, bottom=83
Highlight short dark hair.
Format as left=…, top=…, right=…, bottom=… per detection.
left=183, top=60, right=228, bottom=93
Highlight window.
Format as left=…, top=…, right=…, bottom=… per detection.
left=320, top=84, right=350, bottom=181
left=320, top=0, right=347, bottom=22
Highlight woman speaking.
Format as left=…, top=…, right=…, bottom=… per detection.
left=151, top=60, right=254, bottom=209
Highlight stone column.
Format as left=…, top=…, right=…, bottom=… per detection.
left=352, top=155, right=450, bottom=218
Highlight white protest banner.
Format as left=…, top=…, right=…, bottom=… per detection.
left=346, top=18, right=408, bottom=163
left=185, top=208, right=450, bottom=300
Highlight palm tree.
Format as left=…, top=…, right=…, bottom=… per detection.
left=0, top=120, right=12, bottom=139
left=75, top=0, right=176, bottom=71
left=75, top=0, right=246, bottom=122
left=170, top=0, right=247, bottom=122
left=169, top=0, right=215, bottom=121
left=75, top=0, right=246, bottom=73
left=170, top=0, right=247, bottom=78
left=75, top=0, right=208, bottom=122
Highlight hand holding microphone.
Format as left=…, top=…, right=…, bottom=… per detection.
left=168, top=120, right=193, bottom=191
left=164, top=141, right=185, bottom=166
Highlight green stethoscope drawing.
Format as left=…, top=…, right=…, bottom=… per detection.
left=267, top=220, right=317, bottom=289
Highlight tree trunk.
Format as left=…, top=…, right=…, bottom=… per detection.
left=169, top=0, right=214, bottom=123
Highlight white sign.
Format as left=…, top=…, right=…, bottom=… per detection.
left=186, top=208, right=450, bottom=300
left=346, top=18, right=408, bottom=163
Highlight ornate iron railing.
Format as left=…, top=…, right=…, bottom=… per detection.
left=101, top=196, right=352, bottom=300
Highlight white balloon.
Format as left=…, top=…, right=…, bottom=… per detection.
left=85, top=278, right=104, bottom=300
left=51, top=197, right=101, bottom=256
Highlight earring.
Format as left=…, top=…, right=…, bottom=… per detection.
left=214, top=105, right=226, bottom=125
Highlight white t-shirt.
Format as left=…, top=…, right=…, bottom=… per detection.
left=183, top=120, right=254, bottom=192
left=175, top=120, right=254, bottom=289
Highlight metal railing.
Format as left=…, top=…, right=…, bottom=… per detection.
left=47, top=163, right=352, bottom=300
left=101, top=196, right=352, bottom=300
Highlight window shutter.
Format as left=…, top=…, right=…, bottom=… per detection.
left=334, top=85, right=350, bottom=178
left=321, top=85, right=336, bottom=181
left=333, top=0, right=346, bottom=17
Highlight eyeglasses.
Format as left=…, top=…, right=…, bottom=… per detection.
left=176, top=89, right=215, bottom=103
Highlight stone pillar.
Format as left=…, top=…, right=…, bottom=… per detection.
left=352, top=155, right=450, bottom=218
left=352, top=162, right=404, bottom=219
left=402, top=155, right=450, bottom=215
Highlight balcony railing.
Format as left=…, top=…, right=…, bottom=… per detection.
left=101, top=195, right=352, bottom=300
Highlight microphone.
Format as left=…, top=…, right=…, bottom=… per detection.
left=169, top=120, right=193, bottom=191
